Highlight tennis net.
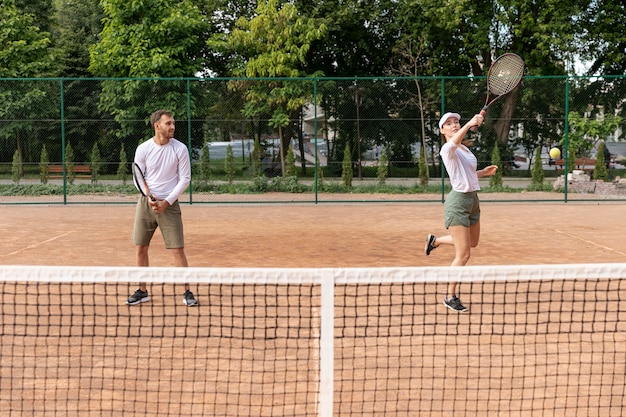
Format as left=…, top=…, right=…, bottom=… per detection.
left=1, top=264, right=625, bottom=416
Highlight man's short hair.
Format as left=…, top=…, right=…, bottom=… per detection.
left=150, top=110, right=173, bottom=128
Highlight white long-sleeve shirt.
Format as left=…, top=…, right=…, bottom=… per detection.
left=440, top=142, right=480, bottom=193
left=134, top=138, right=191, bottom=205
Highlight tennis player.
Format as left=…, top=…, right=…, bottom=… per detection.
left=425, top=112, right=498, bottom=312
left=126, top=109, right=197, bottom=306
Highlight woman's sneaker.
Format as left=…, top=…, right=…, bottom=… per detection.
left=444, top=296, right=468, bottom=312
left=425, top=234, right=437, bottom=255
left=126, top=289, right=149, bottom=305
left=183, top=290, right=198, bottom=306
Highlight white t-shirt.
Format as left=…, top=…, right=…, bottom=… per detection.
left=440, top=142, right=480, bottom=193
left=134, top=138, right=191, bottom=204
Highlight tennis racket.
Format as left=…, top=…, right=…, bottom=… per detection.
left=132, top=163, right=156, bottom=201
left=471, top=53, right=524, bottom=131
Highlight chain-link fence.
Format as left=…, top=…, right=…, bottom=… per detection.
left=1, top=76, right=625, bottom=203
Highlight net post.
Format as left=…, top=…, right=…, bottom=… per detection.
left=318, top=269, right=334, bottom=417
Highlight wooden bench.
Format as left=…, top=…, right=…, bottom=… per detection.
left=553, top=158, right=597, bottom=175
left=48, top=164, right=92, bottom=179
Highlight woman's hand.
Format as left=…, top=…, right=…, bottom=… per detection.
left=479, top=165, right=499, bottom=177
left=469, top=114, right=484, bottom=128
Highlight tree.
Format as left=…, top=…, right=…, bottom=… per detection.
left=296, top=0, right=401, bottom=77
left=220, top=0, right=327, bottom=176
left=199, top=139, right=212, bottom=183
left=224, top=144, right=235, bottom=184
left=90, top=0, right=208, bottom=78
left=0, top=0, right=55, bottom=176
left=117, top=144, right=128, bottom=184
left=250, top=138, right=262, bottom=178
left=489, top=142, right=503, bottom=189
left=377, top=148, right=389, bottom=186
left=565, top=111, right=622, bottom=158
left=594, top=142, right=609, bottom=181
left=52, top=0, right=103, bottom=77
left=530, top=147, right=544, bottom=188
left=418, top=144, right=428, bottom=187
left=65, top=141, right=75, bottom=184
left=11, top=150, right=21, bottom=184
left=580, top=1, right=626, bottom=76
left=39, top=144, right=49, bottom=184
left=285, top=144, right=296, bottom=178
left=0, top=0, right=53, bottom=78
left=341, top=143, right=352, bottom=187
left=90, top=142, right=101, bottom=184
left=89, top=0, right=211, bottom=146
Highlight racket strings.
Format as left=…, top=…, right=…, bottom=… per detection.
left=488, top=55, right=524, bottom=96
left=132, top=163, right=150, bottom=197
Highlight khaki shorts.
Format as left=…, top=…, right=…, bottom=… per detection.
left=132, top=197, right=185, bottom=248
left=444, top=190, right=480, bottom=228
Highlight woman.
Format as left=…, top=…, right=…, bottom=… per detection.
left=425, top=112, right=498, bottom=312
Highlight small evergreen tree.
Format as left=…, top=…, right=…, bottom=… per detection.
left=224, top=144, right=235, bottom=184
left=377, top=148, right=388, bottom=185
left=117, top=144, right=129, bottom=184
left=489, top=142, right=503, bottom=188
left=341, top=143, right=352, bottom=187
left=90, top=142, right=101, bottom=185
left=530, top=146, right=544, bottom=187
left=594, top=142, right=609, bottom=181
left=566, top=140, right=576, bottom=173
left=251, top=138, right=262, bottom=178
left=285, top=144, right=296, bottom=178
left=418, top=144, right=429, bottom=186
left=39, top=144, right=49, bottom=184
left=11, top=150, right=20, bottom=184
left=199, top=139, right=211, bottom=182
left=65, top=141, right=76, bottom=184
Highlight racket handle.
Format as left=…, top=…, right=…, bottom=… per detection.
left=149, top=194, right=157, bottom=202
left=469, top=109, right=487, bottom=132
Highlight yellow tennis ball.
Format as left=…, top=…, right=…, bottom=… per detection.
left=549, top=147, right=561, bottom=159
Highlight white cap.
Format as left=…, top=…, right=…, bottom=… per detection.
left=438, top=112, right=461, bottom=129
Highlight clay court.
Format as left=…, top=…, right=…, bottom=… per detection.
left=1, top=195, right=626, bottom=416
left=2, top=194, right=626, bottom=267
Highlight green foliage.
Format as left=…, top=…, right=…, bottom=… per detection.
left=11, top=150, right=21, bottom=184
left=65, top=141, right=75, bottom=185
left=90, top=142, right=101, bottom=184
left=226, top=0, right=327, bottom=78
left=251, top=138, right=262, bottom=178
left=418, top=145, right=428, bottom=186
left=117, top=144, right=128, bottom=184
left=565, top=111, right=622, bottom=158
left=199, top=140, right=212, bottom=183
left=89, top=0, right=208, bottom=77
left=530, top=147, right=544, bottom=187
left=489, top=142, right=503, bottom=189
left=377, top=148, right=388, bottom=185
left=341, top=143, right=352, bottom=187
left=285, top=144, right=296, bottom=178
left=567, top=139, right=576, bottom=174
left=39, top=145, right=49, bottom=184
left=88, top=0, right=211, bottom=147
left=224, top=144, right=235, bottom=184
left=594, top=142, right=609, bottom=181
left=0, top=0, right=53, bottom=77
left=51, top=0, right=103, bottom=77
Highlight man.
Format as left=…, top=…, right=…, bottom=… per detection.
left=126, top=109, right=198, bottom=306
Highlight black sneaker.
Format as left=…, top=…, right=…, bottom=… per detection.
left=444, top=296, right=468, bottom=312
left=183, top=290, right=198, bottom=306
left=126, top=289, right=149, bottom=305
left=425, top=234, right=437, bottom=255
